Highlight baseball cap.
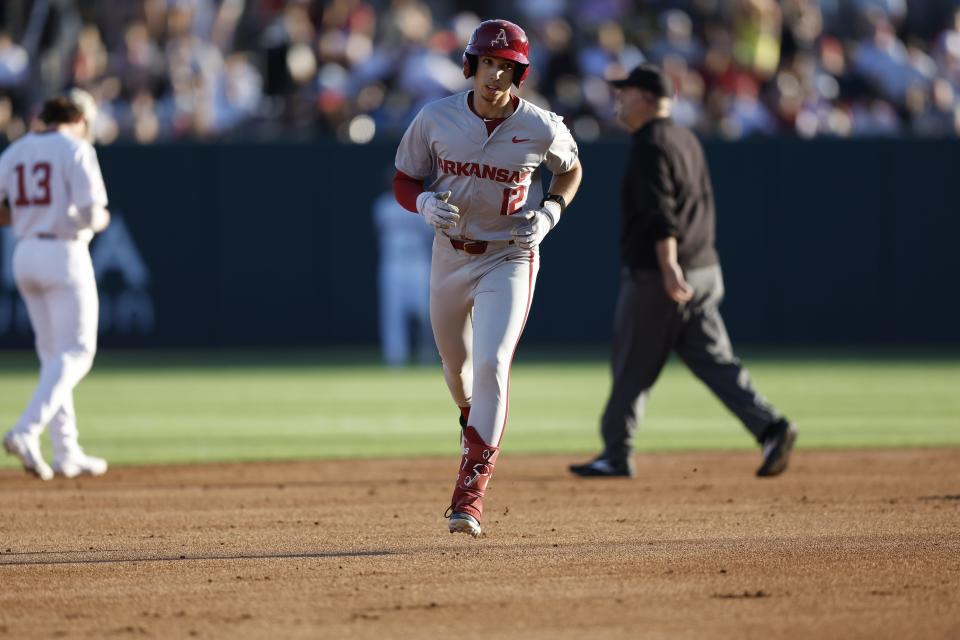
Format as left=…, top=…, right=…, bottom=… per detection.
left=609, top=64, right=673, bottom=98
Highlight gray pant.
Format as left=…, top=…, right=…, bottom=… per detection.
left=599, top=264, right=780, bottom=463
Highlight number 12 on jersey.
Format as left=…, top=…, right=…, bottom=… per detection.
left=500, top=185, right=526, bottom=216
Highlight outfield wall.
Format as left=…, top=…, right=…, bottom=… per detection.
left=0, top=138, right=957, bottom=348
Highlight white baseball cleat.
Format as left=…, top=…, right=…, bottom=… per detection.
left=52, top=453, right=108, bottom=478
left=3, top=431, right=54, bottom=481
left=448, top=512, right=481, bottom=538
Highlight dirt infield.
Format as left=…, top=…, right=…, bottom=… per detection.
left=1, top=448, right=958, bottom=639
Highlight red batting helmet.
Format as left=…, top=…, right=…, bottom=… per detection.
left=462, top=19, right=530, bottom=88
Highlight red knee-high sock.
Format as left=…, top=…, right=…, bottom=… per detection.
left=458, top=406, right=471, bottom=428
left=448, top=426, right=500, bottom=522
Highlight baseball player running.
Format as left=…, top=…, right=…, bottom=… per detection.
left=393, top=19, right=582, bottom=537
left=0, top=91, right=110, bottom=480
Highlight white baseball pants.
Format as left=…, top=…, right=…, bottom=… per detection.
left=378, top=260, right=432, bottom=366
left=10, top=238, right=98, bottom=461
left=429, top=238, right=539, bottom=446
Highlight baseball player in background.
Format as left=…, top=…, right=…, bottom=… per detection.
left=394, top=19, right=582, bottom=537
left=0, top=90, right=111, bottom=480
left=372, top=179, right=436, bottom=367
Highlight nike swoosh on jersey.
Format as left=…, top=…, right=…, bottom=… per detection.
left=511, top=136, right=530, bottom=143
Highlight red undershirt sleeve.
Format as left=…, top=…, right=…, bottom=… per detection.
left=393, top=170, right=424, bottom=213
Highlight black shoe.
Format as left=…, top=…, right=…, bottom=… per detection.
left=756, top=420, right=798, bottom=477
left=569, top=455, right=635, bottom=478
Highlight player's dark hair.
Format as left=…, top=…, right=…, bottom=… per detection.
left=38, top=97, right=85, bottom=126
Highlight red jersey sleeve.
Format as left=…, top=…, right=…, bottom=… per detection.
left=393, top=170, right=424, bottom=213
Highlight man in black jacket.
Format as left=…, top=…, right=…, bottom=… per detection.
left=570, top=64, right=796, bottom=479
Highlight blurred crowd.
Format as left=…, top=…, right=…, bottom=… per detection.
left=2, top=0, right=960, bottom=144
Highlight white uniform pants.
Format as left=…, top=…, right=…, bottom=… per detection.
left=11, top=238, right=98, bottom=461
left=378, top=260, right=432, bottom=366
left=429, top=238, right=539, bottom=446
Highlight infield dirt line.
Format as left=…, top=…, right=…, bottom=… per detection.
left=0, top=549, right=396, bottom=567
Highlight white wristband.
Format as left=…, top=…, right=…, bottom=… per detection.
left=541, top=200, right=562, bottom=229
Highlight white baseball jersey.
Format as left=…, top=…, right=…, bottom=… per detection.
left=0, top=131, right=108, bottom=242
left=395, top=91, right=578, bottom=241
left=373, top=191, right=435, bottom=265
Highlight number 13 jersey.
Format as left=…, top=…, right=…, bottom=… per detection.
left=395, top=91, right=578, bottom=242
left=0, top=131, right=108, bottom=242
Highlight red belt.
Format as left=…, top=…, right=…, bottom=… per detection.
left=34, top=233, right=79, bottom=241
left=449, top=239, right=513, bottom=255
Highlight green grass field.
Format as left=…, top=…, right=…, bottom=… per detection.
left=0, top=348, right=957, bottom=467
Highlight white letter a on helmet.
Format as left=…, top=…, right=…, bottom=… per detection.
left=491, top=29, right=508, bottom=47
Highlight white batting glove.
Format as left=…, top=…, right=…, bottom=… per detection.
left=416, top=190, right=461, bottom=230
left=511, top=200, right=561, bottom=250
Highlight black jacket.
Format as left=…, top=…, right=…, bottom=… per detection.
left=620, top=117, right=718, bottom=271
